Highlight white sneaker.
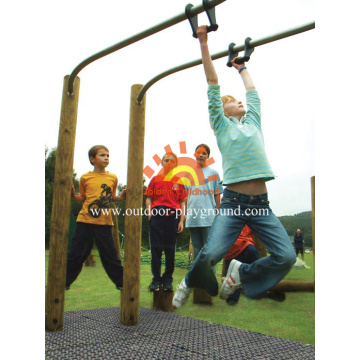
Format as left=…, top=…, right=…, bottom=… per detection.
left=172, top=278, right=192, bottom=309
left=220, top=259, right=242, bottom=300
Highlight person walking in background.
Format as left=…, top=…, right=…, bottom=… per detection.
left=294, top=229, right=304, bottom=261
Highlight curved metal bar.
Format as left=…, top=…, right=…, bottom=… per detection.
left=67, top=0, right=226, bottom=95
left=137, top=21, right=315, bottom=103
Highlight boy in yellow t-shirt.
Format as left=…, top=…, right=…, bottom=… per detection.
left=66, top=145, right=126, bottom=290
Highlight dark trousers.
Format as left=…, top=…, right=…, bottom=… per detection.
left=149, top=210, right=179, bottom=283
left=66, top=222, right=123, bottom=288
left=224, top=244, right=260, bottom=303
left=295, top=245, right=304, bottom=260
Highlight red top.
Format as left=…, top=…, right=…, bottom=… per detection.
left=145, top=174, right=188, bottom=209
left=224, top=224, right=255, bottom=260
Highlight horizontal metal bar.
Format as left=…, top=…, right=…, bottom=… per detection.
left=67, top=0, right=226, bottom=95
left=136, top=21, right=315, bottom=103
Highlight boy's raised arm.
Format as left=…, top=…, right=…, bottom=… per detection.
left=177, top=199, right=187, bottom=234
left=197, top=26, right=218, bottom=85
left=145, top=196, right=152, bottom=220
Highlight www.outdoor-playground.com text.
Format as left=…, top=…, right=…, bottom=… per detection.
left=90, top=207, right=269, bottom=218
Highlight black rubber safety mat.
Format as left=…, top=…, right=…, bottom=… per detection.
left=45, top=307, right=314, bottom=359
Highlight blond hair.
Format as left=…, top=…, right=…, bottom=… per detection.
left=221, top=95, right=237, bottom=117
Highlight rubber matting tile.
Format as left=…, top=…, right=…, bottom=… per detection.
left=45, top=307, right=314, bottom=360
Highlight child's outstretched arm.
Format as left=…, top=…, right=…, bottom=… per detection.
left=197, top=26, right=218, bottom=85
left=113, top=189, right=126, bottom=202
left=177, top=199, right=187, bottom=234
left=71, top=184, right=85, bottom=203
left=230, top=58, right=255, bottom=91
left=145, top=196, right=152, bottom=220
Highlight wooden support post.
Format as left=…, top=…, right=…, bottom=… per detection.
left=84, top=252, right=96, bottom=267
left=45, top=75, right=80, bottom=331
left=120, top=85, right=146, bottom=326
left=270, top=280, right=315, bottom=293
left=251, top=232, right=267, bottom=258
left=153, top=291, right=174, bottom=311
left=311, top=176, right=315, bottom=274
left=193, top=288, right=212, bottom=304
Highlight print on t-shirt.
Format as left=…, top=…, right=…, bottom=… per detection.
left=88, top=183, right=113, bottom=218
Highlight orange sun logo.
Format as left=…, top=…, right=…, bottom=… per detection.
left=143, top=141, right=219, bottom=186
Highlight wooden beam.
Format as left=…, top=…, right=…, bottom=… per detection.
left=270, top=280, right=315, bottom=292
left=120, top=85, right=146, bottom=326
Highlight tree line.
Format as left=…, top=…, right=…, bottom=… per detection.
left=45, top=148, right=313, bottom=250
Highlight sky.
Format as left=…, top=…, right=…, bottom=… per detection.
left=41, top=0, right=315, bottom=217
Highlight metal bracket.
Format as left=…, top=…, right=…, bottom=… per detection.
left=185, top=0, right=218, bottom=38
left=185, top=4, right=198, bottom=38
left=234, top=37, right=254, bottom=64
left=203, top=0, right=218, bottom=32
left=226, top=42, right=238, bottom=67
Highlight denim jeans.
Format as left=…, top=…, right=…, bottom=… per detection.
left=189, top=226, right=216, bottom=274
left=185, top=188, right=296, bottom=299
left=189, top=227, right=212, bottom=259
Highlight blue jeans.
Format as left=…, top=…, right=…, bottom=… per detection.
left=189, top=227, right=212, bottom=259
left=185, top=188, right=296, bottom=299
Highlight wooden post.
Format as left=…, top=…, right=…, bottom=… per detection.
left=270, top=280, right=315, bottom=292
left=311, top=176, right=315, bottom=274
left=45, top=75, right=80, bottom=331
left=120, top=85, right=146, bottom=326
left=153, top=291, right=174, bottom=311
left=84, top=252, right=96, bottom=267
left=193, top=288, right=213, bottom=304
left=251, top=232, right=267, bottom=258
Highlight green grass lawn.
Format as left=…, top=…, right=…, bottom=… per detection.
left=45, top=250, right=314, bottom=345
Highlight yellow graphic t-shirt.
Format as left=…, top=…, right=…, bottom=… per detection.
left=76, top=172, right=118, bottom=225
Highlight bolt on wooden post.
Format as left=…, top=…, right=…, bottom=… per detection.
left=120, top=85, right=146, bottom=326
left=45, top=75, right=80, bottom=331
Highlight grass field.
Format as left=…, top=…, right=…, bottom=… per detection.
left=45, top=250, right=315, bottom=345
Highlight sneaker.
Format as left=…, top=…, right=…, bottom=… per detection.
left=162, top=280, right=173, bottom=292
left=172, top=278, right=192, bottom=309
left=226, top=298, right=238, bottom=306
left=116, top=285, right=123, bottom=290
left=149, top=280, right=161, bottom=292
left=220, top=259, right=242, bottom=300
left=65, top=285, right=70, bottom=291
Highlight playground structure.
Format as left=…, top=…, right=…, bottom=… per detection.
left=45, top=0, right=315, bottom=332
